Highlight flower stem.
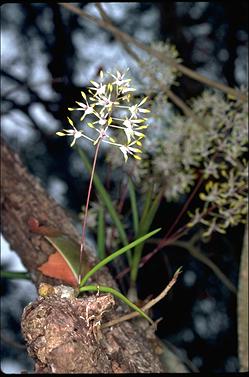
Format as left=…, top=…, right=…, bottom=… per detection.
left=163, top=173, right=203, bottom=240
left=78, top=140, right=101, bottom=284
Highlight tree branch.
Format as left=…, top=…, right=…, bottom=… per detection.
left=1, top=137, right=165, bottom=373
left=237, top=219, right=248, bottom=372
left=173, top=238, right=237, bottom=295
left=94, top=3, right=207, bottom=129
left=60, top=2, right=247, bottom=102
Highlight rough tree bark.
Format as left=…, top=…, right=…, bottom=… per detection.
left=1, top=137, right=166, bottom=373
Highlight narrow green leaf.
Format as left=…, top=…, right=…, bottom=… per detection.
left=140, top=188, right=153, bottom=224
left=1, top=271, right=31, bottom=280
left=130, top=192, right=161, bottom=285
left=80, top=228, right=161, bottom=287
left=77, top=147, right=131, bottom=264
left=97, top=205, right=106, bottom=260
left=79, top=285, right=153, bottom=325
left=141, top=192, right=161, bottom=237
left=128, top=178, right=139, bottom=235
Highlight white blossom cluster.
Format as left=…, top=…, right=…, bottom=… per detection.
left=56, top=70, right=150, bottom=162
left=107, top=89, right=248, bottom=237
left=187, top=90, right=248, bottom=236
left=139, top=41, right=182, bottom=92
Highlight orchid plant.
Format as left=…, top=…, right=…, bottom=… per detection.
left=56, top=69, right=159, bottom=323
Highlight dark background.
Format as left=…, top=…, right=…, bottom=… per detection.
left=1, top=2, right=248, bottom=373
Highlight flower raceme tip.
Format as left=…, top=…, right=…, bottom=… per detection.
left=56, top=70, right=150, bottom=162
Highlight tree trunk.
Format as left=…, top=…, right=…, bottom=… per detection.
left=237, top=220, right=248, bottom=372
left=1, top=137, right=166, bottom=373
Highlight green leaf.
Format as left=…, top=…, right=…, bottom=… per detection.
left=128, top=178, right=139, bottom=235
left=140, top=188, right=153, bottom=224
left=130, top=192, right=161, bottom=285
left=45, top=234, right=88, bottom=283
left=79, top=285, right=153, bottom=325
left=1, top=271, right=31, bottom=280
left=97, top=205, right=106, bottom=260
left=77, top=146, right=131, bottom=264
left=80, top=227, right=161, bottom=287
